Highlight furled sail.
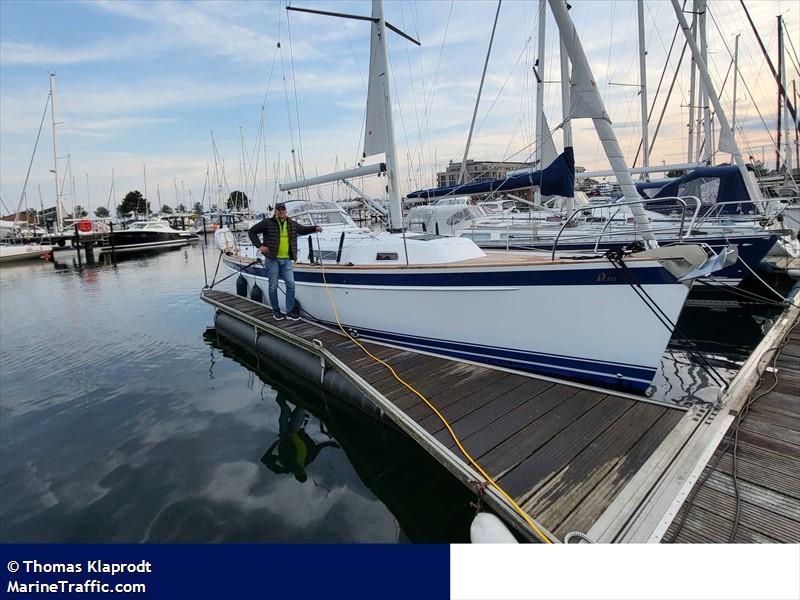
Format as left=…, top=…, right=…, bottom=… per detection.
left=363, top=15, right=387, bottom=157
left=406, top=148, right=575, bottom=200
left=568, top=56, right=610, bottom=122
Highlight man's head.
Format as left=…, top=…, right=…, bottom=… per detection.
left=274, top=202, right=287, bottom=221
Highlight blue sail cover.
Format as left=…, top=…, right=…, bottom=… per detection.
left=636, top=165, right=757, bottom=215
left=407, top=147, right=575, bottom=200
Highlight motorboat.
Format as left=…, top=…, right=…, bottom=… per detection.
left=0, top=242, right=52, bottom=263
left=101, top=220, right=198, bottom=253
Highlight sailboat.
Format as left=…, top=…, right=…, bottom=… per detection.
left=218, top=0, right=732, bottom=394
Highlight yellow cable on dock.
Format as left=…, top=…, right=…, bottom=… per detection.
left=311, top=240, right=554, bottom=544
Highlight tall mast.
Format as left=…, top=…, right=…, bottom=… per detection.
left=698, top=0, right=711, bottom=165
left=776, top=15, right=783, bottom=171
left=779, top=17, right=792, bottom=174
left=731, top=33, right=740, bottom=162
left=558, top=0, right=573, bottom=214
left=687, top=5, right=697, bottom=163
left=49, top=73, right=64, bottom=232
left=371, top=0, right=402, bottom=230
left=636, top=0, right=650, bottom=178
left=534, top=0, right=547, bottom=205
left=143, top=164, right=149, bottom=216
left=548, top=0, right=657, bottom=247
left=670, top=0, right=762, bottom=204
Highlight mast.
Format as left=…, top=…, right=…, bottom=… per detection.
left=559, top=0, right=573, bottom=214
left=636, top=0, right=650, bottom=179
left=49, top=73, right=64, bottom=232
left=779, top=16, right=792, bottom=174
left=777, top=15, right=783, bottom=171
left=687, top=5, right=697, bottom=163
left=670, top=0, right=762, bottom=204
left=698, top=0, right=711, bottom=165
left=534, top=0, right=547, bottom=205
left=371, top=0, right=402, bottom=230
left=731, top=33, right=739, bottom=162
left=143, top=164, right=149, bottom=216
left=548, top=0, right=657, bottom=247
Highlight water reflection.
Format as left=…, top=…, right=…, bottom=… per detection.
left=204, top=329, right=476, bottom=542
left=261, top=397, right=340, bottom=483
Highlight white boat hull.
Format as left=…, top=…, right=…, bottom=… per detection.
left=226, top=254, right=691, bottom=394
left=0, top=244, right=52, bottom=263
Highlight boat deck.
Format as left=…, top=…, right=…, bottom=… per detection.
left=202, top=288, right=688, bottom=542
left=662, top=312, right=800, bottom=543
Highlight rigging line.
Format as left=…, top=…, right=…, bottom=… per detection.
left=708, top=6, right=780, bottom=154
left=738, top=0, right=798, bottom=130
left=632, top=2, right=685, bottom=167
left=278, top=33, right=300, bottom=185
left=199, top=168, right=210, bottom=288
left=693, top=278, right=787, bottom=308
left=285, top=8, right=308, bottom=183
left=386, top=51, right=416, bottom=196
left=458, top=0, right=503, bottom=186
left=471, top=34, right=534, bottom=155
left=15, top=90, right=51, bottom=221
left=784, top=23, right=800, bottom=79
left=607, top=252, right=726, bottom=387
left=400, top=0, right=424, bottom=188
left=340, top=19, right=367, bottom=165
left=410, top=0, right=454, bottom=186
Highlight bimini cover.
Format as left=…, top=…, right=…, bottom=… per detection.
left=637, top=165, right=756, bottom=215
left=407, top=148, right=575, bottom=200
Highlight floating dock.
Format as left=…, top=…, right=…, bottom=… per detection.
left=201, top=287, right=799, bottom=543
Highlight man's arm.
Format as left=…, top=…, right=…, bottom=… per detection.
left=295, top=223, right=322, bottom=236
left=248, top=220, right=269, bottom=253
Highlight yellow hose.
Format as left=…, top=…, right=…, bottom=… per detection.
left=311, top=247, right=554, bottom=544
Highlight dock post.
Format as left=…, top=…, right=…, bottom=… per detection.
left=74, top=223, right=82, bottom=269
left=83, top=240, right=95, bottom=264
left=109, top=222, right=117, bottom=264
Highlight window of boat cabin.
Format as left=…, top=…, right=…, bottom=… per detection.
left=677, top=177, right=721, bottom=209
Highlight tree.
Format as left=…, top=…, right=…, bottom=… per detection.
left=117, top=190, right=148, bottom=217
left=666, top=169, right=686, bottom=178
left=176, top=203, right=186, bottom=213
left=71, top=205, right=88, bottom=218
left=192, top=202, right=203, bottom=214
left=94, top=206, right=110, bottom=218
left=226, top=190, right=249, bottom=211
left=160, top=204, right=173, bottom=214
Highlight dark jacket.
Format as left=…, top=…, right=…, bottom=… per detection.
left=248, top=216, right=317, bottom=260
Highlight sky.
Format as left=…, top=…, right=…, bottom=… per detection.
left=1, top=0, right=798, bottom=217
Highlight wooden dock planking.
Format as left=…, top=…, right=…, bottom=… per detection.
left=203, top=289, right=688, bottom=541
left=554, top=409, right=685, bottom=537
left=478, top=389, right=609, bottom=477
left=520, top=403, right=668, bottom=524
left=663, top=308, right=800, bottom=544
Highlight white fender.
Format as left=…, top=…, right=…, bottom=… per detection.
left=470, top=512, right=518, bottom=543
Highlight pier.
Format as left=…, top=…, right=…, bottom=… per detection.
left=202, top=288, right=693, bottom=542
left=202, top=284, right=800, bottom=543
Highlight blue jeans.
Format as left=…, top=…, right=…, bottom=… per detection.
left=265, top=257, right=296, bottom=314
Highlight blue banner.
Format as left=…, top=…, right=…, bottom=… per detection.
left=1, top=544, right=448, bottom=598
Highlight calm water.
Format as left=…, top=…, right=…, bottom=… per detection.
left=0, top=242, right=788, bottom=542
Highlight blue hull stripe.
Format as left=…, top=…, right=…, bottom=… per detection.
left=228, top=262, right=678, bottom=287
left=313, top=319, right=655, bottom=393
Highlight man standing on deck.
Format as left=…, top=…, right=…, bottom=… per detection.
left=248, top=202, right=321, bottom=321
